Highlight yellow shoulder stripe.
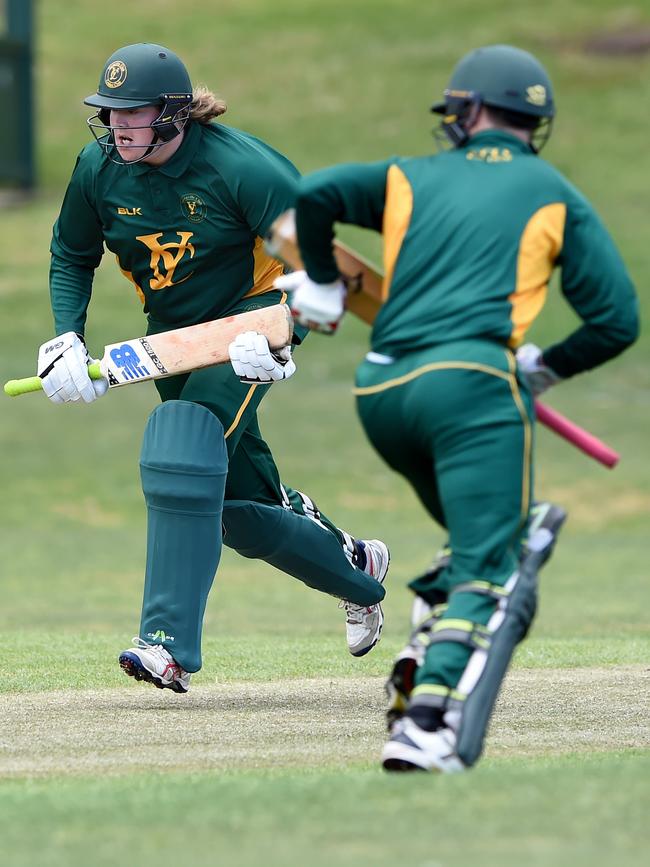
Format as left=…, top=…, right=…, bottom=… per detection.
left=244, top=236, right=285, bottom=298
left=382, top=165, right=413, bottom=300
left=510, top=203, right=566, bottom=346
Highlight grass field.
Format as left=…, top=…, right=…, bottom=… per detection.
left=1, top=1, right=649, bottom=865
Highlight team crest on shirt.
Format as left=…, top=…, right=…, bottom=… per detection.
left=136, top=231, right=196, bottom=290
left=105, top=61, right=127, bottom=89
left=180, top=193, right=207, bottom=223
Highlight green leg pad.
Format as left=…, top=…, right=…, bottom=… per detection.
left=453, top=565, right=538, bottom=767
left=222, top=500, right=384, bottom=605
left=139, top=400, right=227, bottom=672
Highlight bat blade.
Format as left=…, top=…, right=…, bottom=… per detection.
left=265, top=209, right=383, bottom=324
left=100, top=304, right=292, bottom=387
left=4, top=304, right=293, bottom=396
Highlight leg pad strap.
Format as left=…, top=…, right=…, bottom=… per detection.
left=452, top=567, right=538, bottom=766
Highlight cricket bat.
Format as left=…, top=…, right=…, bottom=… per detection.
left=265, top=210, right=620, bottom=469
left=265, top=209, right=382, bottom=325
left=534, top=402, right=619, bottom=468
left=4, top=304, right=293, bottom=397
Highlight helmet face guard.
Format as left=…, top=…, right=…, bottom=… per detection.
left=431, top=89, right=482, bottom=150
left=86, top=93, right=192, bottom=164
left=527, top=116, right=553, bottom=154
left=430, top=45, right=556, bottom=154
left=84, top=43, right=194, bottom=164
left=432, top=93, right=553, bottom=154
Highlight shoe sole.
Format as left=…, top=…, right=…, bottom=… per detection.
left=381, top=739, right=463, bottom=773
left=382, top=756, right=427, bottom=772
left=381, top=741, right=433, bottom=772
left=350, top=541, right=390, bottom=658
left=119, top=651, right=188, bottom=694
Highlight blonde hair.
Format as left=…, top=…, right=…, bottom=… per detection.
left=190, top=85, right=227, bottom=124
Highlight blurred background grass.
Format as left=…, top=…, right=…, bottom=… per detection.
left=1, top=0, right=648, bottom=659
left=1, top=3, right=649, bottom=865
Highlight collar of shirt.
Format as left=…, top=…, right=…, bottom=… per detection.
left=463, top=130, right=533, bottom=154
left=127, top=120, right=202, bottom=178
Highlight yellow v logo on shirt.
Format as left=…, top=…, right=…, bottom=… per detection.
left=136, top=231, right=196, bottom=290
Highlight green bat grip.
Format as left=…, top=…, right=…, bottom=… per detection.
left=4, top=362, right=102, bottom=397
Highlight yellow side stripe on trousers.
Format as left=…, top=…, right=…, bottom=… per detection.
left=504, top=350, right=532, bottom=522
left=224, top=384, right=259, bottom=439
left=224, top=294, right=288, bottom=441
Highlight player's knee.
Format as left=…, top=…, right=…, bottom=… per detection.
left=140, top=400, right=227, bottom=513
left=221, top=500, right=285, bottom=557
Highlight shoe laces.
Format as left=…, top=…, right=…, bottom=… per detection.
left=131, top=637, right=187, bottom=681
left=131, top=636, right=173, bottom=658
left=339, top=599, right=374, bottom=624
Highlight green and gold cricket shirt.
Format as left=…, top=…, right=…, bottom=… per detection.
left=50, top=120, right=298, bottom=336
left=295, top=131, right=639, bottom=377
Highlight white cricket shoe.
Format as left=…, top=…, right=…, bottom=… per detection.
left=520, top=501, right=567, bottom=572
left=381, top=718, right=466, bottom=773
left=119, top=637, right=191, bottom=693
left=341, top=539, right=390, bottom=657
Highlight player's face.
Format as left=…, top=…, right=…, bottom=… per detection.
left=109, top=106, right=160, bottom=162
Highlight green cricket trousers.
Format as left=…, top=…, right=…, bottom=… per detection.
left=137, top=296, right=383, bottom=671
left=354, top=339, right=534, bottom=692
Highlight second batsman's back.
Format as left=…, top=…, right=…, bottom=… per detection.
left=297, top=131, right=637, bottom=373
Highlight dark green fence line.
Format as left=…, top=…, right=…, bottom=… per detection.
left=0, top=0, right=34, bottom=188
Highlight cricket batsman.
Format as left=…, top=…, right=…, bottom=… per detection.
left=277, top=44, right=639, bottom=771
left=34, top=43, right=390, bottom=693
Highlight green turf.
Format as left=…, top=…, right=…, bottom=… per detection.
left=3, top=632, right=650, bottom=694
left=1, top=0, right=648, bottom=864
left=1, top=755, right=649, bottom=867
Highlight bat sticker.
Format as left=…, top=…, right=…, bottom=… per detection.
left=109, top=344, right=151, bottom=381
left=139, top=338, right=168, bottom=375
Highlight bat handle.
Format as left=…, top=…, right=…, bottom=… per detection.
left=3, top=362, right=104, bottom=397
left=535, top=400, right=620, bottom=468
left=4, top=376, right=43, bottom=396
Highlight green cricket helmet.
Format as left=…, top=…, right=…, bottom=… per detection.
left=431, top=45, right=555, bottom=152
left=84, top=43, right=193, bottom=162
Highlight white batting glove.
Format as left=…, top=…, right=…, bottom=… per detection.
left=37, top=332, right=108, bottom=404
left=274, top=270, right=346, bottom=335
left=228, top=331, right=297, bottom=384
left=516, top=343, right=562, bottom=396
